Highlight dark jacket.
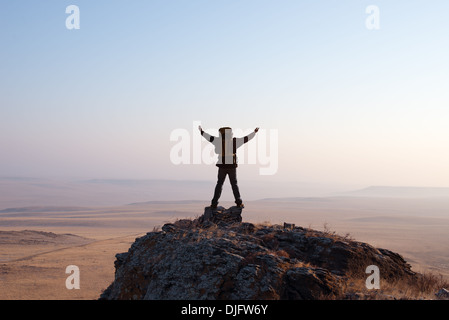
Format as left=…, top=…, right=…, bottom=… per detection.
left=201, top=129, right=256, bottom=168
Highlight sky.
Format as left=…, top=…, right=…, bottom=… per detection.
left=1, top=0, right=449, bottom=190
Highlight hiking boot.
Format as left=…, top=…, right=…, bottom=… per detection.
left=210, top=203, right=218, bottom=209
left=236, top=203, right=245, bottom=208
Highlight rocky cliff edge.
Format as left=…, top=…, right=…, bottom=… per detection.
left=100, top=206, right=417, bottom=300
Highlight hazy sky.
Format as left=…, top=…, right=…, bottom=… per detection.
left=1, top=1, right=449, bottom=188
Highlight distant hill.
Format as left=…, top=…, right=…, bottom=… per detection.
left=127, top=200, right=204, bottom=206
left=0, top=206, right=89, bottom=214
left=0, top=177, right=213, bottom=209
left=0, top=230, right=93, bottom=262
left=0, top=230, right=91, bottom=245
left=341, top=186, right=449, bottom=198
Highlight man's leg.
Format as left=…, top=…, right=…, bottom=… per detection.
left=211, top=167, right=227, bottom=207
left=228, top=168, right=243, bottom=206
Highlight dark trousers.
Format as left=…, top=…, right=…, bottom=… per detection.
left=211, top=167, right=242, bottom=206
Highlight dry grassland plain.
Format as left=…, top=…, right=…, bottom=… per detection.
left=1, top=180, right=448, bottom=299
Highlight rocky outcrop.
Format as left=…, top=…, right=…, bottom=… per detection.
left=436, top=288, right=449, bottom=300
left=100, top=206, right=416, bottom=300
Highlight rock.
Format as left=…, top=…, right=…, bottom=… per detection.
left=114, top=252, right=129, bottom=269
left=282, top=267, right=342, bottom=299
left=199, top=206, right=243, bottom=226
left=100, top=206, right=417, bottom=300
left=283, top=222, right=295, bottom=230
left=435, top=288, right=449, bottom=300
left=161, top=223, right=177, bottom=233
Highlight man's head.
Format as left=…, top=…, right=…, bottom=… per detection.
left=219, top=127, right=233, bottom=138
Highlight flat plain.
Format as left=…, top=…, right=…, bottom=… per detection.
left=1, top=179, right=448, bottom=299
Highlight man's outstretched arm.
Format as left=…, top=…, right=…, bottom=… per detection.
left=198, top=125, right=216, bottom=143
left=236, top=127, right=259, bottom=148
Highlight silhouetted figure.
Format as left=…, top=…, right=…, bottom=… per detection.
left=199, top=125, right=259, bottom=208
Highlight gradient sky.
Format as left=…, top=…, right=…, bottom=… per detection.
left=1, top=1, right=449, bottom=188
